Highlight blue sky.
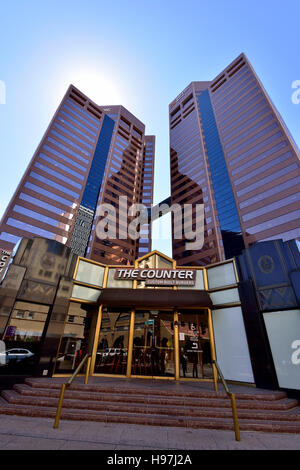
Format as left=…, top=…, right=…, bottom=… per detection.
left=1, top=0, right=299, bottom=255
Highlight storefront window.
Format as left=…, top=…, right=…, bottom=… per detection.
left=131, top=311, right=175, bottom=377
left=75, top=260, right=105, bottom=287
left=0, top=301, right=49, bottom=375
left=94, top=308, right=130, bottom=375
left=177, top=310, right=213, bottom=379
left=54, top=302, right=95, bottom=373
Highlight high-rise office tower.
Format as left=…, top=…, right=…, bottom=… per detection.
left=169, top=53, right=300, bottom=266
left=0, top=85, right=154, bottom=265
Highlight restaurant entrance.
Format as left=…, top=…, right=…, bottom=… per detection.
left=52, top=250, right=219, bottom=382
left=89, top=307, right=215, bottom=381
left=131, top=310, right=175, bottom=378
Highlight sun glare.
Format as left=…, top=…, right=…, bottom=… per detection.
left=54, top=65, right=125, bottom=108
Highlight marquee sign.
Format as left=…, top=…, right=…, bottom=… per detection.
left=114, top=268, right=196, bottom=286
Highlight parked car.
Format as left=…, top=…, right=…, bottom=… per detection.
left=102, top=348, right=127, bottom=358
left=0, top=348, right=34, bottom=364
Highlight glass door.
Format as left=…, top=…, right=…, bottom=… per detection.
left=177, top=309, right=213, bottom=379
left=94, top=308, right=131, bottom=375
left=131, top=310, right=175, bottom=378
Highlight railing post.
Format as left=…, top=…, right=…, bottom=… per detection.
left=85, top=355, right=92, bottom=385
left=212, top=363, right=218, bottom=392
left=53, top=383, right=67, bottom=429
left=53, top=353, right=91, bottom=429
left=230, top=393, right=241, bottom=442
left=213, top=360, right=241, bottom=442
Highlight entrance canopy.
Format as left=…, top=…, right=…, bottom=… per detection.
left=96, top=287, right=212, bottom=308
left=71, top=250, right=240, bottom=312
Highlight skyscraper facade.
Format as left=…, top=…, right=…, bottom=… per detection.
left=169, top=53, right=300, bottom=266
left=0, top=86, right=154, bottom=265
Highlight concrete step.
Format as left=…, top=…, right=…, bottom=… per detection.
left=2, top=389, right=300, bottom=422
left=1, top=397, right=300, bottom=433
left=13, top=383, right=299, bottom=411
left=1, top=378, right=300, bottom=434
left=24, top=378, right=288, bottom=401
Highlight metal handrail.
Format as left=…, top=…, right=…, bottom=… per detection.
left=53, top=353, right=92, bottom=429
left=212, top=360, right=241, bottom=441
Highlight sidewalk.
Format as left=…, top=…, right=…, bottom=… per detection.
left=0, top=414, right=299, bottom=450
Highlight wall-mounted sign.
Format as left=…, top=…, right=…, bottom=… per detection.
left=114, top=268, right=196, bottom=286
left=0, top=249, right=12, bottom=282
left=5, top=326, right=17, bottom=338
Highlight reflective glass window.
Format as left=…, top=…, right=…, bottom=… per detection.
left=216, top=80, right=257, bottom=113
left=2, top=301, right=50, bottom=375
left=234, top=151, right=292, bottom=185
left=29, top=171, right=80, bottom=199
left=94, top=309, right=130, bottom=375
left=66, top=99, right=100, bottom=125
left=12, top=205, right=69, bottom=229
left=53, top=122, right=94, bottom=149
left=246, top=210, right=300, bottom=234
left=34, top=162, right=82, bottom=189
left=57, top=114, right=96, bottom=142
left=231, top=142, right=288, bottom=175
left=50, top=130, right=91, bottom=157
left=224, top=115, right=273, bottom=150
left=19, top=193, right=72, bottom=217
left=242, top=193, right=300, bottom=222
left=39, top=153, right=85, bottom=180
left=178, top=310, right=212, bottom=379
left=218, top=89, right=261, bottom=121
left=207, top=262, right=236, bottom=288
left=227, top=123, right=278, bottom=158
left=222, top=107, right=268, bottom=142
left=47, top=137, right=89, bottom=164
left=24, top=182, right=76, bottom=207
left=75, top=260, right=105, bottom=286
left=210, top=288, right=240, bottom=305
left=6, top=218, right=56, bottom=238
left=60, top=109, right=97, bottom=136
left=0, top=232, right=21, bottom=244
left=229, top=132, right=283, bottom=166
left=131, top=311, right=175, bottom=377
left=236, top=163, right=298, bottom=196
left=71, top=285, right=101, bottom=302
left=63, top=103, right=99, bottom=130
left=43, top=145, right=87, bottom=171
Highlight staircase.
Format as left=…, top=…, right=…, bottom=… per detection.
left=1, top=378, right=300, bottom=433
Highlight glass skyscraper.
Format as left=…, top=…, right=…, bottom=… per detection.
left=169, top=53, right=300, bottom=266
left=0, top=85, right=155, bottom=265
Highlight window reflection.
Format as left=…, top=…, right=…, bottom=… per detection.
left=178, top=310, right=213, bottom=379
left=95, top=309, right=130, bottom=375
left=55, top=302, right=93, bottom=373
left=0, top=301, right=49, bottom=375
left=132, top=311, right=175, bottom=377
